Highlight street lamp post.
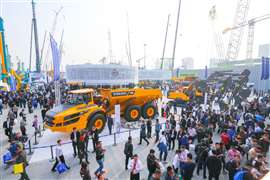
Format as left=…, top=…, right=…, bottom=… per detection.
left=171, top=0, right=182, bottom=77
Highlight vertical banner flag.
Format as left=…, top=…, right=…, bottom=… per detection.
left=205, top=65, right=208, bottom=79
left=0, top=18, right=8, bottom=79
left=50, top=34, right=60, bottom=81
left=265, top=57, right=270, bottom=80
left=261, top=57, right=265, bottom=80
left=10, top=75, right=16, bottom=91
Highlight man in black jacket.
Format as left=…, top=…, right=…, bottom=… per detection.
left=138, top=120, right=149, bottom=145
left=146, top=119, right=152, bottom=138
left=124, top=136, right=133, bottom=170
left=147, top=149, right=159, bottom=180
left=195, top=141, right=209, bottom=178
left=107, top=116, right=114, bottom=135
left=70, top=127, right=80, bottom=157
left=206, top=150, right=222, bottom=180
left=77, top=132, right=89, bottom=164
left=91, top=127, right=99, bottom=153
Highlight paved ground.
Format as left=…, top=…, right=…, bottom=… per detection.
left=1, top=129, right=230, bottom=180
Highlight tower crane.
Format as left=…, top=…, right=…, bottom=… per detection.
left=223, top=13, right=270, bottom=59
left=209, top=5, right=225, bottom=64
left=225, top=0, right=251, bottom=61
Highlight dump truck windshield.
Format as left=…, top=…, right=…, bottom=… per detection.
left=65, top=93, right=91, bottom=105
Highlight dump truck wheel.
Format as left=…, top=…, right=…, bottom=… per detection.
left=125, top=105, right=141, bottom=122
left=88, top=113, right=106, bottom=133
left=142, top=103, right=157, bottom=119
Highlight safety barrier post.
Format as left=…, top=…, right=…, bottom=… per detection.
left=49, top=145, right=55, bottom=162
left=113, top=133, right=116, bottom=146
left=34, top=132, right=39, bottom=145
left=38, top=125, right=42, bottom=137
left=28, top=140, right=33, bottom=155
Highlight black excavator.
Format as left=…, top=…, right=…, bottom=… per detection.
left=195, top=69, right=252, bottom=110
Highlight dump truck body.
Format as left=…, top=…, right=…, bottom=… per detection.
left=100, top=88, right=162, bottom=115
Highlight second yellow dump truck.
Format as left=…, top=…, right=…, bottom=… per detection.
left=44, top=88, right=162, bottom=133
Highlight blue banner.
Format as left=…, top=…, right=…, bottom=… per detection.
left=265, top=57, right=270, bottom=80
left=50, top=34, right=61, bottom=81
left=261, top=57, right=266, bottom=80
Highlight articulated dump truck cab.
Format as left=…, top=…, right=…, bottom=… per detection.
left=44, top=89, right=107, bottom=133
left=44, top=88, right=162, bottom=133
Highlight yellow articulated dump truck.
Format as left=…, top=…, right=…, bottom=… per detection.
left=44, top=88, right=162, bottom=133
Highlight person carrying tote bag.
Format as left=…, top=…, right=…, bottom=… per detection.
left=14, top=149, right=30, bottom=180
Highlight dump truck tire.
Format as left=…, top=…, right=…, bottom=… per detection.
left=125, top=105, right=141, bottom=122
left=88, top=113, right=106, bottom=133
left=142, top=103, right=157, bottom=119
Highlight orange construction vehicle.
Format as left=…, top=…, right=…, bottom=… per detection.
left=44, top=88, right=162, bottom=133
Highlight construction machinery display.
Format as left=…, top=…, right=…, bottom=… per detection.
left=44, top=88, right=162, bottom=133
left=167, top=75, right=204, bottom=107
left=167, top=69, right=251, bottom=110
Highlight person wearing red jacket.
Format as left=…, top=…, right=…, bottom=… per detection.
left=220, top=130, right=230, bottom=150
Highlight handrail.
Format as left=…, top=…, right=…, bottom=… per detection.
left=24, top=122, right=165, bottom=150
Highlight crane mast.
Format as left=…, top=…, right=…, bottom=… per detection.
left=108, top=30, right=114, bottom=64
left=226, top=0, right=250, bottom=61
left=31, top=0, right=41, bottom=72
left=246, top=22, right=255, bottom=59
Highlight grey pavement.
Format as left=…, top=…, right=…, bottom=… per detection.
left=1, top=125, right=230, bottom=180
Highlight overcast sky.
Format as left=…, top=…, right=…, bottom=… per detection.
left=1, top=0, right=270, bottom=71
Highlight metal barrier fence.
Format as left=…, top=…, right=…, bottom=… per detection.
left=23, top=122, right=166, bottom=161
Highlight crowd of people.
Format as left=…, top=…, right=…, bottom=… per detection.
left=1, top=82, right=270, bottom=180
left=132, top=91, right=270, bottom=180
left=1, top=82, right=64, bottom=180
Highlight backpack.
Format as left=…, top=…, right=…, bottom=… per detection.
left=234, top=169, right=247, bottom=180
left=3, top=121, right=7, bottom=129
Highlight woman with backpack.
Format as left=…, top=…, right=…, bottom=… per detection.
left=80, top=161, right=91, bottom=180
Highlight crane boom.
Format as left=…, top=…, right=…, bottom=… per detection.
left=226, top=0, right=250, bottom=61
left=223, top=13, right=270, bottom=59
left=224, top=14, right=270, bottom=32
